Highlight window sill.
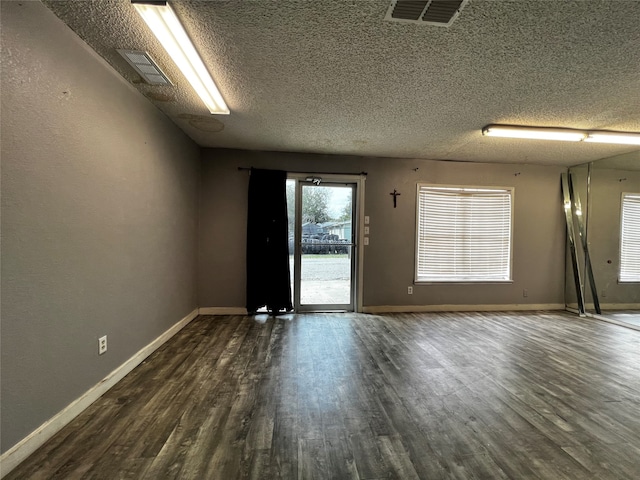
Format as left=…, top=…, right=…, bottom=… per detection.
left=415, top=280, right=514, bottom=285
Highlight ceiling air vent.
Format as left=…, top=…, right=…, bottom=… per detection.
left=117, top=49, right=172, bottom=86
left=385, top=0, right=468, bottom=27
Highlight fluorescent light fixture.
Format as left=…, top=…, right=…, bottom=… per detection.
left=132, top=1, right=229, bottom=114
left=482, top=125, right=586, bottom=142
left=483, top=124, right=640, bottom=145
left=584, top=132, right=640, bottom=145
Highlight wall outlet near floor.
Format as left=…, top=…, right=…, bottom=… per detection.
left=408, top=286, right=413, bottom=295
left=523, top=289, right=528, bottom=297
left=98, top=335, right=107, bottom=355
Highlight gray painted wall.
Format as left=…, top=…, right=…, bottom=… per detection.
left=1, top=2, right=200, bottom=453
left=199, top=149, right=566, bottom=309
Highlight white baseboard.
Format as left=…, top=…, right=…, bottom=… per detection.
left=199, top=307, right=248, bottom=315
left=362, top=304, right=565, bottom=314
left=200, top=305, right=569, bottom=315
left=0, top=308, right=199, bottom=479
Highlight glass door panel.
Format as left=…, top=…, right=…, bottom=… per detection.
left=299, top=183, right=354, bottom=310
left=287, top=179, right=356, bottom=312
left=300, top=245, right=353, bottom=306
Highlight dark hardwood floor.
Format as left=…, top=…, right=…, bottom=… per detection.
left=6, top=311, right=640, bottom=479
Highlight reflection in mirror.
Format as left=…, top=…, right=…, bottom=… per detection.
left=566, top=150, right=640, bottom=330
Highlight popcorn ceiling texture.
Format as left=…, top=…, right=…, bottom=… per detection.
left=42, top=0, right=640, bottom=166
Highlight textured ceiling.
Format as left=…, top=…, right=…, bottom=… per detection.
left=42, top=0, right=640, bottom=166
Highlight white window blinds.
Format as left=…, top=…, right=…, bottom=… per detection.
left=620, top=193, right=640, bottom=282
left=416, top=186, right=513, bottom=282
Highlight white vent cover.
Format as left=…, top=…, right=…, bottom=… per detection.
left=385, top=0, right=468, bottom=27
left=117, top=49, right=172, bottom=86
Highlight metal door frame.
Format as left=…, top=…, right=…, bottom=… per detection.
left=288, top=173, right=364, bottom=312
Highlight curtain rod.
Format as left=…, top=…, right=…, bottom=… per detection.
left=238, top=167, right=367, bottom=176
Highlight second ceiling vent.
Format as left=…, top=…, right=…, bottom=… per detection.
left=117, top=49, right=172, bottom=86
left=385, top=0, right=468, bottom=27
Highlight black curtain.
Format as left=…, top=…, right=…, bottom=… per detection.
left=246, top=168, right=293, bottom=314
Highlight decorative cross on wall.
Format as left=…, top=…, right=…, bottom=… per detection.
left=390, top=189, right=401, bottom=208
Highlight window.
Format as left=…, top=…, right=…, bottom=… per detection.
left=620, top=193, right=640, bottom=282
left=416, top=185, right=513, bottom=282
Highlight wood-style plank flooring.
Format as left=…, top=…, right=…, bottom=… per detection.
left=6, top=311, right=640, bottom=479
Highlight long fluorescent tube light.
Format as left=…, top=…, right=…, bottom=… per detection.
left=133, top=1, right=229, bottom=114
left=584, top=132, right=640, bottom=145
left=482, top=125, right=586, bottom=142
left=483, top=124, right=640, bottom=145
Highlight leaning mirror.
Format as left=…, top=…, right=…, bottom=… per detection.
left=566, top=150, right=640, bottom=329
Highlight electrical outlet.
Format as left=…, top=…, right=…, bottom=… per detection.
left=364, top=216, right=370, bottom=224
left=98, top=335, right=107, bottom=355
left=523, top=289, right=528, bottom=298
left=364, top=237, right=369, bottom=245
left=408, top=286, right=413, bottom=295
left=364, top=226, right=370, bottom=234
